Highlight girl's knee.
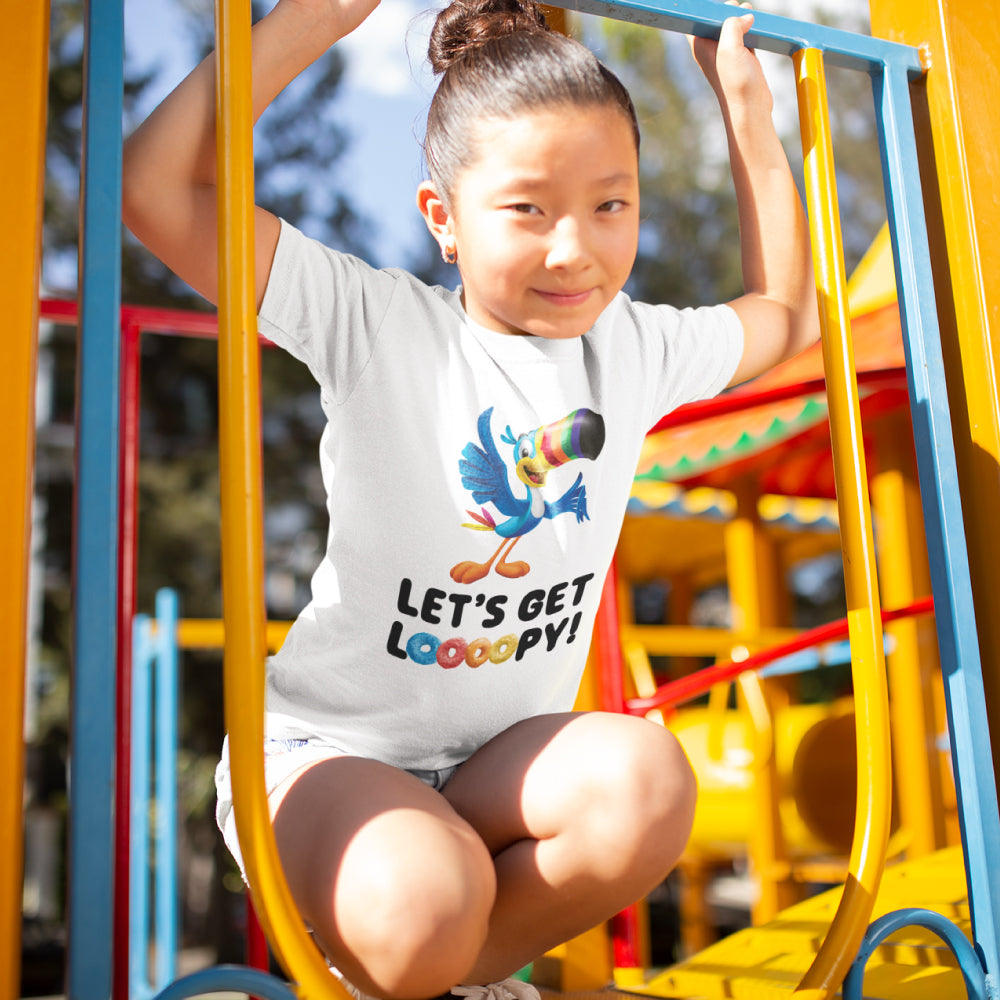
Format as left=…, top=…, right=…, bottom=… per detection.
left=327, top=820, right=496, bottom=997
left=570, top=716, right=697, bottom=870
left=616, top=719, right=696, bottom=833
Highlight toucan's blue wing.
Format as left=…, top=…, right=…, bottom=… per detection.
left=544, top=473, right=589, bottom=523
left=458, top=407, right=522, bottom=517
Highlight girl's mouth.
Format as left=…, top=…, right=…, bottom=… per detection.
left=534, top=288, right=593, bottom=307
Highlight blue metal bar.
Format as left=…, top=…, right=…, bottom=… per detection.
left=843, top=907, right=987, bottom=1000
left=68, top=0, right=123, bottom=996
left=154, top=589, right=180, bottom=990
left=150, top=966, right=298, bottom=1000
left=558, top=0, right=924, bottom=75
left=871, top=60, right=1000, bottom=985
left=130, top=616, right=154, bottom=1000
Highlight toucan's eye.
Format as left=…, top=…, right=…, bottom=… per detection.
left=517, top=438, right=532, bottom=460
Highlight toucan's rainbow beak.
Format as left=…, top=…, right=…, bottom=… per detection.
left=516, top=409, right=605, bottom=486
left=533, top=408, right=606, bottom=468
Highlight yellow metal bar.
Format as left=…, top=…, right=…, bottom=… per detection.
left=214, top=2, right=348, bottom=996
left=725, top=486, right=797, bottom=925
left=173, top=617, right=292, bottom=653
left=872, top=415, right=946, bottom=856
left=622, top=641, right=666, bottom=726
left=0, top=5, right=50, bottom=999
left=792, top=48, right=892, bottom=999
left=619, top=624, right=801, bottom=657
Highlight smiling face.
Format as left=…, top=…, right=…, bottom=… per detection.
left=420, top=104, right=640, bottom=339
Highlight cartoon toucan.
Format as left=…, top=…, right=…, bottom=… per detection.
left=451, top=406, right=605, bottom=584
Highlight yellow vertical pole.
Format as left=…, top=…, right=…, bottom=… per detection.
left=868, top=0, right=1000, bottom=779
left=871, top=414, right=947, bottom=856
left=793, top=47, right=892, bottom=999
left=724, top=481, right=796, bottom=924
left=214, top=2, right=349, bottom=996
left=0, top=6, right=50, bottom=999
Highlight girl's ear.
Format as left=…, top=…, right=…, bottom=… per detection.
left=417, top=180, right=453, bottom=243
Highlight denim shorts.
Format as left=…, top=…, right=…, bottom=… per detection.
left=214, top=735, right=461, bottom=877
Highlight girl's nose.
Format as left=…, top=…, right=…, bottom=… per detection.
left=545, top=217, right=589, bottom=270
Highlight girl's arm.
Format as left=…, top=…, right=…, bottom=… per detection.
left=122, top=0, right=379, bottom=307
left=691, top=7, right=821, bottom=387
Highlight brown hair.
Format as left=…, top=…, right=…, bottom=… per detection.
left=424, top=0, right=640, bottom=202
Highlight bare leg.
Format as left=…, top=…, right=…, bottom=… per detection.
left=269, top=757, right=496, bottom=999
left=443, top=712, right=697, bottom=983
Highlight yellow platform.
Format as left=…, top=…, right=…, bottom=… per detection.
left=620, top=846, right=970, bottom=999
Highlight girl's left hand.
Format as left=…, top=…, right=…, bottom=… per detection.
left=689, top=2, right=773, bottom=114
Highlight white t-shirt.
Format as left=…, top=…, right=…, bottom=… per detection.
left=257, top=220, right=743, bottom=770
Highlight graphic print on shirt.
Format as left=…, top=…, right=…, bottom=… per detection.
left=451, top=406, right=605, bottom=584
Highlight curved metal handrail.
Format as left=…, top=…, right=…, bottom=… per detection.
left=842, top=909, right=987, bottom=1000
left=214, top=1, right=351, bottom=997
left=152, top=966, right=300, bottom=1000
left=791, top=47, right=893, bottom=998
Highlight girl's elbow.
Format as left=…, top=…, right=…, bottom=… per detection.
left=120, top=143, right=152, bottom=237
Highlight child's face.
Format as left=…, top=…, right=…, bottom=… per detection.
left=445, top=105, right=639, bottom=339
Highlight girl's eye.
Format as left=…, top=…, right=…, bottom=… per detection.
left=598, top=199, right=627, bottom=213
left=508, top=203, right=541, bottom=215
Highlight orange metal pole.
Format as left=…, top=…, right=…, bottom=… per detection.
left=869, top=0, right=1000, bottom=788
left=0, top=5, right=50, bottom=999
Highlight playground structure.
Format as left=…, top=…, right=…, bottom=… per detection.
left=5, top=1, right=1000, bottom=999
left=606, top=234, right=956, bottom=950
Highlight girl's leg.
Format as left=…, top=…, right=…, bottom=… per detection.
left=442, top=711, right=697, bottom=984
left=269, top=757, right=497, bottom=999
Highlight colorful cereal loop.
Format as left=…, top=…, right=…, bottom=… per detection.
left=436, top=638, right=468, bottom=669
left=465, top=638, right=492, bottom=668
left=489, top=634, right=519, bottom=664
left=406, top=632, right=440, bottom=666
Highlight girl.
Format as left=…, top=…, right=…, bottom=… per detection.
left=122, top=0, right=818, bottom=997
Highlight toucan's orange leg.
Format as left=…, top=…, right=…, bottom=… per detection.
left=495, top=536, right=530, bottom=579
left=451, top=536, right=530, bottom=585
left=451, top=537, right=509, bottom=584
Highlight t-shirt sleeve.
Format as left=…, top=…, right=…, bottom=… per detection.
left=628, top=299, right=744, bottom=423
left=257, top=219, right=401, bottom=402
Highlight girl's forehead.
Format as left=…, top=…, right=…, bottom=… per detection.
left=467, top=105, right=638, bottom=177
left=474, top=104, right=634, bottom=145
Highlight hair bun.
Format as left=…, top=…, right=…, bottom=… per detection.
left=428, top=0, right=550, bottom=74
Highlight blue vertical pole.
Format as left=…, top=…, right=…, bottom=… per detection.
left=872, top=57, right=1000, bottom=979
left=68, top=0, right=123, bottom=998
left=153, top=589, right=179, bottom=990
left=129, top=616, right=153, bottom=1000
